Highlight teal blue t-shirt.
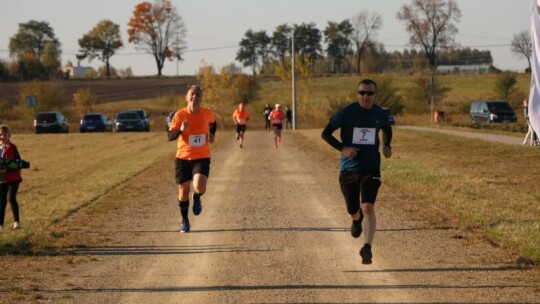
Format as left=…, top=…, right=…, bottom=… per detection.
left=330, top=102, right=390, bottom=173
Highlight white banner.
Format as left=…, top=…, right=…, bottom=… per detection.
left=529, top=0, right=540, bottom=135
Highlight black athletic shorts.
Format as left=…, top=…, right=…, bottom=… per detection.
left=175, top=158, right=211, bottom=184
left=272, top=124, right=283, bottom=130
left=339, top=171, right=381, bottom=215
left=236, top=125, right=247, bottom=133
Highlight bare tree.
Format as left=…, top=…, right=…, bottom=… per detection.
left=396, top=0, right=461, bottom=70
left=350, top=11, right=382, bottom=74
left=511, top=30, right=532, bottom=71
left=396, top=0, right=461, bottom=122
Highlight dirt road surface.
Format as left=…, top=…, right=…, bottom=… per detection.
left=1, top=129, right=539, bottom=303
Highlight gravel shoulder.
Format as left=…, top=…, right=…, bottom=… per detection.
left=0, top=129, right=538, bottom=303
left=398, top=125, right=525, bottom=145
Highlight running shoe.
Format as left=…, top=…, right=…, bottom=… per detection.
left=351, top=219, right=362, bottom=238
left=360, top=244, right=372, bottom=264
left=278, top=136, right=282, bottom=142
left=192, top=192, right=202, bottom=216
left=0, top=225, right=3, bottom=231
left=13, top=222, right=20, bottom=230
left=181, top=219, right=190, bottom=233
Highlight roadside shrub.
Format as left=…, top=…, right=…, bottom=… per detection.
left=232, top=74, right=260, bottom=104
left=493, top=73, right=527, bottom=111
left=401, top=75, right=450, bottom=114
left=494, top=73, right=517, bottom=100
left=15, top=81, right=64, bottom=120
left=376, top=76, right=404, bottom=114
left=71, top=88, right=98, bottom=118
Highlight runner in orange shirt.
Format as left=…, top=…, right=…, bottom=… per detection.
left=168, top=85, right=216, bottom=233
left=268, top=104, right=284, bottom=149
left=232, top=103, right=249, bottom=148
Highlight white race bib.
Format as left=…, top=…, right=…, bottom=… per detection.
left=189, top=134, right=206, bottom=147
left=273, top=118, right=281, bottom=124
left=352, top=128, right=376, bottom=145
left=238, top=119, right=246, bottom=124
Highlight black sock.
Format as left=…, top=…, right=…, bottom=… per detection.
left=193, top=192, right=201, bottom=199
left=179, top=200, right=189, bottom=220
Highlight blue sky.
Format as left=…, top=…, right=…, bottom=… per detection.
left=0, top=0, right=531, bottom=76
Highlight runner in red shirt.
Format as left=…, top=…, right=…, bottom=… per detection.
left=168, top=85, right=216, bottom=233
left=232, top=103, right=249, bottom=148
left=268, top=104, right=284, bottom=149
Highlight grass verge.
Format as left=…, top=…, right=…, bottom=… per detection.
left=0, top=131, right=174, bottom=253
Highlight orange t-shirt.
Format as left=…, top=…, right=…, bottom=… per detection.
left=169, top=107, right=216, bottom=160
left=233, top=109, right=249, bottom=125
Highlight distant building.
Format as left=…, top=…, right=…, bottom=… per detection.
left=437, top=64, right=491, bottom=74
left=62, top=66, right=95, bottom=78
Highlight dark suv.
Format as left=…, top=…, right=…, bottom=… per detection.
left=114, top=111, right=147, bottom=132
left=34, top=111, right=69, bottom=134
left=470, top=100, right=517, bottom=124
left=127, top=109, right=150, bottom=131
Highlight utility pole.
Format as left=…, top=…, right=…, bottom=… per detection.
left=176, top=33, right=179, bottom=77
left=430, top=73, right=435, bottom=123
left=291, top=32, right=297, bottom=130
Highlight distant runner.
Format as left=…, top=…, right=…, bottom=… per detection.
left=233, top=103, right=250, bottom=148
left=263, top=103, right=273, bottom=132
left=268, top=104, right=284, bottom=149
left=168, top=85, right=217, bottom=233
left=321, top=79, right=392, bottom=264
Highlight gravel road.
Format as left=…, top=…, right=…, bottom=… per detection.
left=1, top=129, right=538, bottom=303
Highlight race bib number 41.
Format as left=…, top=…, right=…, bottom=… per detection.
left=352, top=128, right=376, bottom=145
left=189, top=134, right=206, bottom=147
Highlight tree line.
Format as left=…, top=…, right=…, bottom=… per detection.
left=0, top=0, right=531, bottom=83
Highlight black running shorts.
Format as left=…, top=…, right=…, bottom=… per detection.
left=272, top=124, right=283, bottom=130
left=339, top=171, right=381, bottom=215
left=175, top=158, right=211, bottom=184
left=236, top=125, right=247, bottom=133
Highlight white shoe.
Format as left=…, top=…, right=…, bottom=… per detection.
left=0, top=225, right=3, bottom=231
left=13, top=222, right=20, bottom=229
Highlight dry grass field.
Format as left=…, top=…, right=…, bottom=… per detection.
left=0, top=77, right=196, bottom=106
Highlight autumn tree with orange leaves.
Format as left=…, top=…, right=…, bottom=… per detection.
left=127, top=0, right=186, bottom=76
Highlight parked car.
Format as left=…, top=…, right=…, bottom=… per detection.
left=382, top=107, right=396, bottom=125
left=34, top=111, right=69, bottom=134
left=80, top=112, right=113, bottom=133
left=127, top=108, right=150, bottom=131
left=114, top=111, right=147, bottom=132
left=166, top=111, right=176, bottom=131
left=470, top=100, right=517, bottom=124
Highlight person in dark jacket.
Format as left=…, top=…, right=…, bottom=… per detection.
left=0, top=125, right=23, bottom=230
left=263, top=103, right=272, bottom=131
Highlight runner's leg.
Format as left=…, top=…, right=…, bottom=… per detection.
left=361, top=203, right=376, bottom=245
left=192, top=173, right=208, bottom=196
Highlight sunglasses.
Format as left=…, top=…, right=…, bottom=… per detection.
left=358, top=91, right=376, bottom=96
